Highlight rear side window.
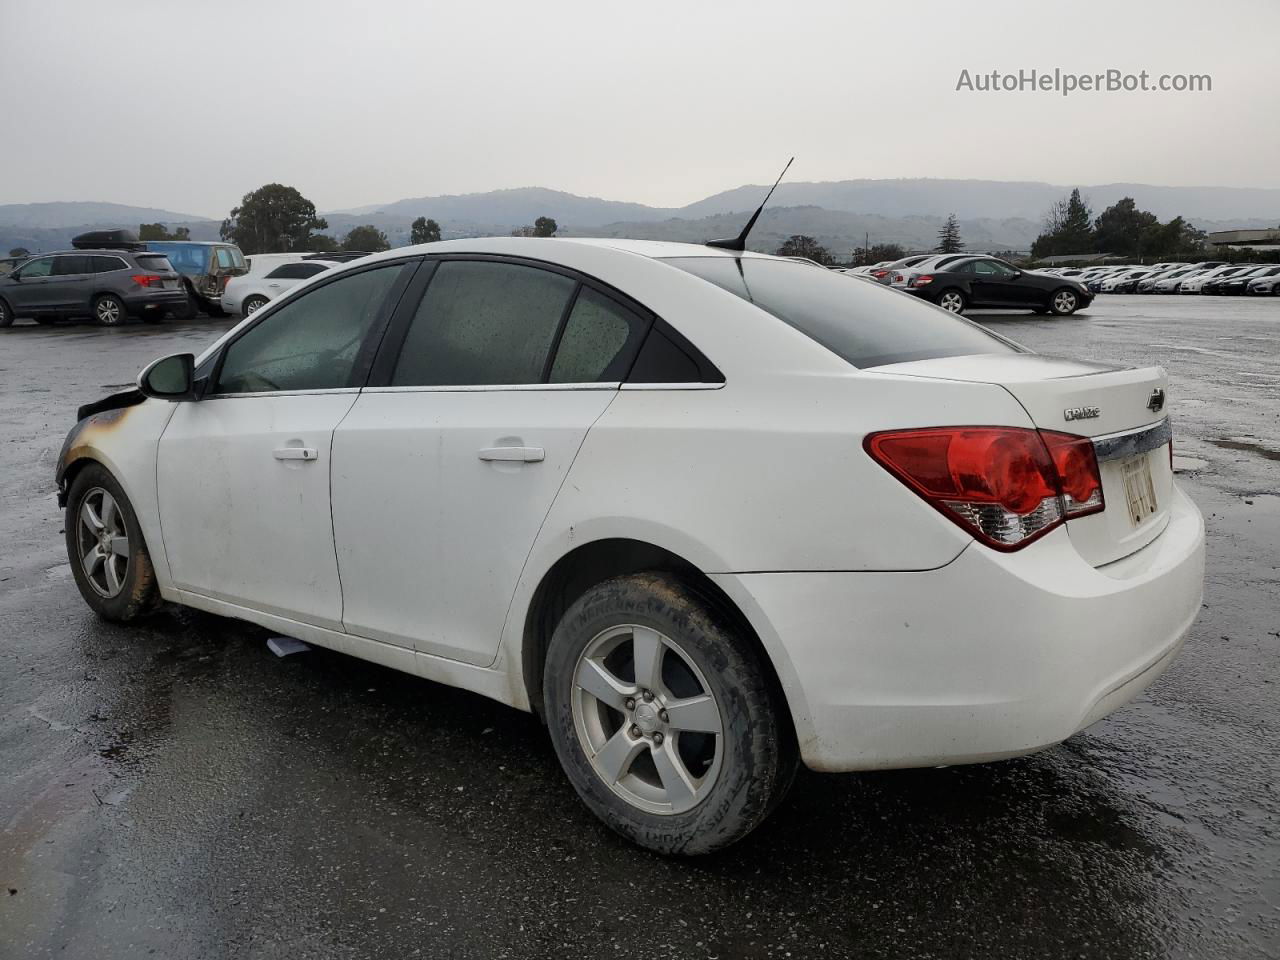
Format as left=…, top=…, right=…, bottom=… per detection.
left=215, top=264, right=405, bottom=394
left=266, top=263, right=329, bottom=280
left=215, top=248, right=235, bottom=269
left=549, top=288, right=647, bottom=383
left=663, top=256, right=1019, bottom=369
left=391, top=260, right=576, bottom=386
left=92, top=256, right=126, bottom=273
left=53, top=255, right=91, bottom=276
left=148, top=243, right=210, bottom=275
left=132, top=254, right=172, bottom=273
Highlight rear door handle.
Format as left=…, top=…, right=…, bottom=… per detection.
left=478, top=446, right=544, bottom=463
left=273, top=447, right=318, bottom=461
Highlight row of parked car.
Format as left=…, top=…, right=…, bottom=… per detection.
left=839, top=253, right=1094, bottom=315
left=1039, top=261, right=1280, bottom=296
left=0, top=229, right=373, bottom=326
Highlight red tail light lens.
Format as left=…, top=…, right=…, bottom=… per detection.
left=872, top=270, right=890, bottom=278
left=865, top=426, right=1105, bottom=550
left=912, top=275, right=933, bottom=287
left=131, top=274, right=157, bottom=287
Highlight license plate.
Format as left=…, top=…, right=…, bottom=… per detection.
left=162, top=279, right=177, bottom=288
left=1121, top=455, right=1158, bottom=527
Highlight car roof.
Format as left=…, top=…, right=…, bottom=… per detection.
left=16, top=249, right=141, bottom=257
left=356, top=236, right=785, bottom=267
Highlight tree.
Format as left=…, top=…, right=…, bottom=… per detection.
left=138, top=223, right=190, bottom=242
left=935, top=214, right=964, bottom=253
left=511, top=216, right=558, bottom=238
left=1093, top=197, right=1159, bottom=257
left=1030, top=189, right=1093, bottom=259
left=851, top=243, right=905, bottom=266
left=342, top=225, right=390, bottom=252
left=775, top=235, right=833, bottom=265
left=220, top=183, right=329, bottom=254
left=302, top=233, right=341, bottom=252
left=8, top=247, right=29, bottom=258
left=410, top=216, right=441, bottom=245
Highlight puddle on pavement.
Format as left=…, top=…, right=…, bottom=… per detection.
left=1172, top=455, right=1209, bottom=472
left=1207, top=437, right=1280, bottom=462
left=44, top=562, right=72, bottom=581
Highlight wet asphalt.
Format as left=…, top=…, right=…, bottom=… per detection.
left=0, top=295, right=1277, bottom=960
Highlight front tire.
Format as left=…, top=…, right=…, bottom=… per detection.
left=544, top=573, right=796, bottom=855
left=936, top=288, right=966, bottom=313
left=0, top=297, right=13, bottom=327
left=93, top=294, right=126, bottom=326
left=65, top=463, right=160, bottom=621
left=1049, top=287, right=1081, bottom=315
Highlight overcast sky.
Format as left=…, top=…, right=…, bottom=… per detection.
left=2, top=0, right=1276, bottom=218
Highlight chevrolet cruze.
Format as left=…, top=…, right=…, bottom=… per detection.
left=57, top=238, right=1205, bottom=854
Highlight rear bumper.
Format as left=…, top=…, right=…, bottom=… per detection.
left=716, top=483, right=1205, bottom=772
left=122, top=289, right=189, bottom=313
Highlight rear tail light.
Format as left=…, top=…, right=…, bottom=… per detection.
left=865, top=426, right=1105, bottom=551
left=872, top=270, right=890, bottom=279
left=131, top=274, right=158, bottom=287
left=912, top=275, right=934, bottom=287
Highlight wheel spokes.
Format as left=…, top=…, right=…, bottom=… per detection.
left=109, top=536, right=130, bottom=557
left=630, top=626, right=665, bottom=692
left=651, top=741, right=697, bottom=808
left=81, top=500, right=103, bottom=532
left=576, top=658, right=633, bottom=712
left=104, top=555, right=123, bottom=593
left=664, top=694, right=722, bottom=735
left=82, top=546, right=103, bottom=576
left=100, top=491, right=118, bottom=531
left=592, top=726, right=645, bottom=785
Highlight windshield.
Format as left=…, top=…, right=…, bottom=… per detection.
left=663, top=256, right=1021, bottom=369
left=146, top=242, right=211, bottom=275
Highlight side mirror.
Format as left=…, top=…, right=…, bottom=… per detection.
left=138, top=353, right=197, bottom=401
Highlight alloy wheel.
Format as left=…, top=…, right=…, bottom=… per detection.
left=96, top=298, right=122, bottom=324
left=571, top=624, right=724, bottom=815
left=939, top=291, right=964, bottom=312
left=1054, top=291, right=1077, bottom=313
left=245, top=297, right=266, bottom=315
left=76, top=487, right=130, bottom=597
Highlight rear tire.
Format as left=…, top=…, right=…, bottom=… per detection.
left=93, top=294, right=126, bottom=326
left=174, top=286, right=199, bottom=320
left=0, top=298, right=13, bottom=327
left=65, top=463, right=160, bottom=621
left=1049, top=287, right=1081, bottom=315
left=936, top=288, right=966, bottom=313
left=544, top=572, right=797, bottom=855
left=242, top=295, right=269, bottom=316
left=204, top=301, right=227, bottom=318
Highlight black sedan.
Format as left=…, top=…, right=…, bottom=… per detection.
left=901, top=256, right=1093, bottom=315
left=1220, top=265, right=1280, bottom=295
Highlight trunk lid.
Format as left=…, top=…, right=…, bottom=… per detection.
left=868, top=353, right=1173, bottom=566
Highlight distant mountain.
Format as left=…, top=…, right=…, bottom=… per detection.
left=681, top=179, right=1280, bottom=222
left=329, top=186, right=678, bottom=228
left=0, top=201, right=211, bottom=230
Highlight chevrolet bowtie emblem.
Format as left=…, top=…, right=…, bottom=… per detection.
left=1147, top=389, right=1165, bottom=413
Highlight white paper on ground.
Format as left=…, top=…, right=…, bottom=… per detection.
left=267, top=636, right=311, bottom=657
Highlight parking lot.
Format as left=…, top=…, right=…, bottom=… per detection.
left=1, top=295, right=1277, bottom=959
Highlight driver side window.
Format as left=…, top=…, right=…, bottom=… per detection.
left=215, top=263, right=405, bottom=394
left=18, top=257, right=54, bottom=278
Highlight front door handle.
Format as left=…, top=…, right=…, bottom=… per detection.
left=274, top=447, right=318, bottom=461
left=478, top=446, right=544, bottom=463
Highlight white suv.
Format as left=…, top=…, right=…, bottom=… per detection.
left=56, top=238, right=1205, bottom=854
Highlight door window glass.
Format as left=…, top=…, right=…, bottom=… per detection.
left=549, top=288, right=647, bottom=383
left=391, top=260, right=576, bottom=386
left=215, top=264, right=404, bottom=394
left=18, top=257, right=54, bottom=278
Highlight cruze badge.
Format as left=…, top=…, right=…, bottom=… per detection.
left=1064, top=406, right=1101, bottom=422
left=1147, top=389, right=1166, bottom=413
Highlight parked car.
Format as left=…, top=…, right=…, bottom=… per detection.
left=143, top=241, right=248, bottom=317
left=1138, top=266, right=1200, bottom=294
left=1180, top=264, right=1248, bottom=294
left=1246, top=269, right=1280, bottom=295
left=222, top=259, right=339, bottom=316
left=1218, top=264, right=1280, bottom=295
left=887, top=254, right=971, bottom=292
left=1104, top=269, right=1157, bottom=294
left=0, top=249, right=186, bottom=327
left=901, top=255, right=1092, bottom=314
left=56, top=238, right=1203, bottom=854
left=875, top=254, right=933, bottom=283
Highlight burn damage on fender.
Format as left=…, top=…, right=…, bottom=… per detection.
left=55, top=389, right=144, bottom=504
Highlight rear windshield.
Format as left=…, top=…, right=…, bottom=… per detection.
left=134, top=254, right=173, bottom=272
left=663, top=256, right=1020, bottom=368
left=146, top=242, right=210, bottom=275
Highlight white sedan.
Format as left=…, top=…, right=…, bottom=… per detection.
left=56, top=238, right=1205, bottom=854
left=221, top=258, right=339, bottom=316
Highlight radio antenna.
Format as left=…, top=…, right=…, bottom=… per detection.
left=706, top=157, right=794, bottom=251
